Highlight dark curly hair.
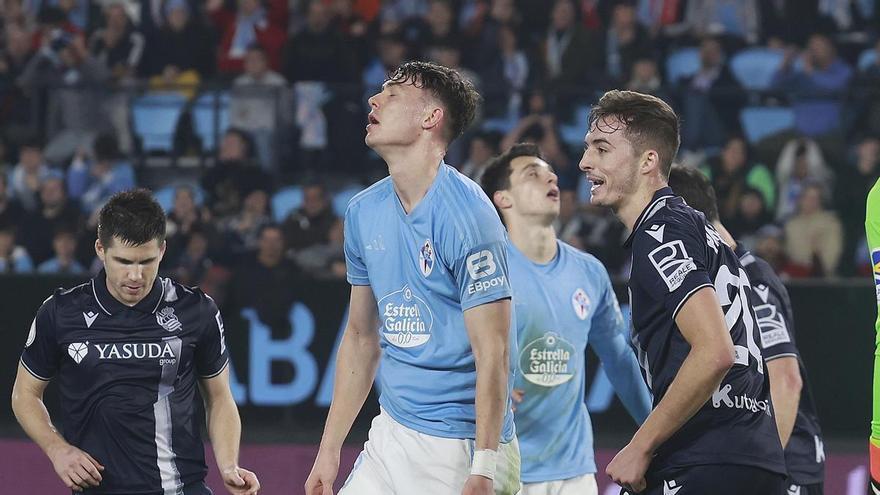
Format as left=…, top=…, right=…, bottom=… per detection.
left=589, top=90, right=680, bottom=178
left=386, top=61, right=481, bottom=143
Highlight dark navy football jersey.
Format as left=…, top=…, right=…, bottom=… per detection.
left=736, top=246, right=825, bottom=484
left=20, top=270, right=229, bottom=494
left=624, top=187, right=786, bottom=477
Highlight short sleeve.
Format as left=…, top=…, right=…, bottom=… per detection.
left=20, top=295, right=60, bottom=381
left=631, top=219, right=713, bottom=320
left=751, top=284, right=798, bottom=361
left=195, top=294, right=230, bottom=378
left=343, top=208, right=370, bottom=286
left=448, top=210, right=512, bottom=311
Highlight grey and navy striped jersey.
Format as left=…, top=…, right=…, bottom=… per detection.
left=21, top=270, right=229, bottom=494
left=736, top=246, right=825, bottom=484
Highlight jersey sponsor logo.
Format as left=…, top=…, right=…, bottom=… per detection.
left=94, top=342, right=177, bottom=365
left=571, top=288, right=591, bottom=320
left=663, top=480, right=683, bottom=495
left=872, top=249, right=880, bottom=304
left=754, top=303, right=791, bottom=349
left=83, top=311, right=98, bottom=328
left=68, top=342, right=88, bottom=364
left=787, top=485, right=801, bottom=495
left=648, top=240, right=696, bottom=292
left=754, top=284, right=770, bottom=303
left=646, top=223, right=665, bottom=243
left=519, top=332, right=575, bottom=386
left=815, top=435, right=825, bottom=463
left=378, top=285, right=434, bottom=348
left=418, top=239, right=434, bottom=277
left=466, top=250, right=497, bottom=280
left=156, top=307, right=182, bottom=332
left=711, top=383, right=771, bottom=415
left=25, top=318, right=36, bottom=347
left=364, top=234, right=386, bottom=252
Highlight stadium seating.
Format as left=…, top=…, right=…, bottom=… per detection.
left=192, top=91, right=231, bottom=152
left=332, top=184, right=364, bottom=217
left=272, top=185, right=304, bottom=222
left=154, top=183, right=206, bottom=212
left=859, top=48, right=878, bottom=71
left=730, top=48, right=786, bottom=90
left=665, top=46, right=701, bottom=84
left=739, top=106, right=795, bottom=143
left=131, top=92, right=187, bottom=153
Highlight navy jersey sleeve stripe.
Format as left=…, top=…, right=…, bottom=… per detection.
left=20, top=358, right=53, bottom=381
left=671, top=283, right=713, bottom=321
left=764, top=353, right=798, bottom=362
left=198, top=357, right=229, bottom=379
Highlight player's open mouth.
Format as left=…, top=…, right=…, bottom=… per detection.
left=368, top=114, right=380, bottom=126
left=589, top=176, right=605, bottom=192
left=547, top=187, right=560, bottom=200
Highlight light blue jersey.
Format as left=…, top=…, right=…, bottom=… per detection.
left=344, top=163, right=517, bottom=442
left=509, top=240, right=651, bottom=483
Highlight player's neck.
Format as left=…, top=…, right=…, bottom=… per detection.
left=713, top=220, right=737, bottom=250
left=508, top=220, right=558, bottom=264
left=384, top=145, right=446, bottom=214
left=617, top=180, right=666, bottom=232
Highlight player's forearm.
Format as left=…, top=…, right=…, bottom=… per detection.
left=768, top=360, right=802, bottom=448
left=319, top=326, right=380, bottom=454
left=206, top=395, right=242, bottom=471
left=473, top=345, right=508, bottom=451
left=630, top=346, right=732, bottom=453
left=11, top=390, right=68, bottom=457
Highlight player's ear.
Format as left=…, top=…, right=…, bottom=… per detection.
left=95, top=238, right=105, bottom=261
left=158, top=240, right=167, bottom=260
left=423, top=106, right=443, bottom=132
left=640, top=149, right=661, bottom=176
left=493, top=190, right=512, bottom=210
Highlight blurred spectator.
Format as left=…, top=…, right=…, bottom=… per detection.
left=0, top=173, right=24, bottom=230
left=281, top=181, right=338, bottom=253
left=543, top=0, right=597, bottom=90
left=283, top=0, right=354, bottom=82
left=230, top=44, right=291, bottom=172
left=0, top=24, right=36, bottom=145
left=836, top=136, right=880, bottom=275
left=700, top=135, right=775, bottom=223
left=818, top=0, right=876, bottom=32
left=142, top=0, right=214, bottom=81
left=849, top=39, right=880, bottom=138
left=783, top=182, right=843, bottom=277
left=17, top=30, right=111, bottom=164
left=683, top=0, right=759, bottom=44
left=223, top=188, right=272, bottom=253
left=293, top=217, right=346, bottom=279
left=165, top=185, right=213, bottom=265
left=754, top=224, right=787, bottom=274
left=0, top=224, right=33, bottom=272
left=401, top=0, right=457, bottom=55
left=379, top=0, right=429, bottom=24
left=555, top=189, right=584, bottom=250
left=1, top=0, right=29, bottom=29
left=635, top=0, right=687, bottom=38
left=20, top=171, right=83, bottom=265
left=480, top=23, right=531, bottom=119
left=726, top=187, right=773, bottom=248
left=626, top=57, right=668, bottom=100
left=168, top=226, right=213, bottom=286
left=207, top=0, right=287, bottom=75
left=67, top=133, right=136, bottom=217
left=426, top=42, right=479, bottom=88
left=459, top=131, right=501, bottom=180
left=771, top=34, right=853, bottom=138
left=228, top=224, right=299, bottom=330
left=678, top=37, right=744, bottom=152
left=602, top=2, right=653, bottom=84
left=8, top=137, right=51, bottom=211
left=463, top=0, right=520, bottom=70
left=36, top=228, right=85, bottom=274
left=775, top=138, right=833, bottom=220
left=758, top=0, right=830, bottom=46
left=88, top=1, right=143, bottom=83
left=331, top=0, right=371, bottom=72
left=500, top=91, right=573, bottom=187
left=362, top=31, right=408, bottom=95
left=201, top=128, right=272, bottom=218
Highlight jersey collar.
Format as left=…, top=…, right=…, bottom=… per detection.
left=623, top=186, right=677, bottom=248
left=91, top=269, right=166, bottom=316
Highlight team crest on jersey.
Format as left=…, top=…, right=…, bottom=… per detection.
left=418, top=239, right=434, bottom=277
left=519, top=332, right=576, bottom=387
left=571, top=288, right=590, bottom=320
left=378, top=285, right=434, bottom=348
left=156, top=307, right=182, bottom=332
left=649, top=240, right=696, bottom=292
left=68, top=342, right=88, bottom=364
left=872, top=249, right=880, bottom=303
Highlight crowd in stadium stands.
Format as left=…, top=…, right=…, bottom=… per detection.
left=0, top=0, right=879, bottom=291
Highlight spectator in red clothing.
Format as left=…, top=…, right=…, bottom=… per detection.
left=207, top=0, right=287, bottom=75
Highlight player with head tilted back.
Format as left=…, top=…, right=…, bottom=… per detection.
left=668, top=165, right=825, bottom=495
left=479, top=143, right=652, bottom=495
left=11, top=189, right=259, bottom=495
left=304, top=61, right=521, bottom=495
left=578, top=90, right=786, bottom=494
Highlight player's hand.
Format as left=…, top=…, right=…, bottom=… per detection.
left=47, top=443, right=104, bottom=492
left=461, top=474, right=494, bottom=495
left=221, top=466, right=260, bottom=494
left=511, top=389, right=525, bottom=412
left=305, top=449, right=340, bottom=495
left=606, top=441, right=651, bottom=493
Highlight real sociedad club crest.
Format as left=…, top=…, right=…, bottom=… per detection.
left=419, top=239, right=434, bottom=277
left=572, top=288, right=590, bottom=320
left=156, top=307, right=183, bottom=332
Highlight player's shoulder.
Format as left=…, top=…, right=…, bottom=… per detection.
left=45, top=280, right=96, bottom=313
left=632, top=197, right=705, bottom=250
left=156, top=276, right=211, bottom=309
left=740, top=252, right=788, bottom=302
left=344, top=176, right=394, bottom=217
left=558, top=241, right=607, bottom=277
left=436, top=165, right=502, bottom=237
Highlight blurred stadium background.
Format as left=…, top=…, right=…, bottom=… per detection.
left=0, top=0, right=878, bottom=492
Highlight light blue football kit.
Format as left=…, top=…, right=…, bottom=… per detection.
left=508, top=240, right=652, bottom=484
left=341, top=163, right=521, bottom=495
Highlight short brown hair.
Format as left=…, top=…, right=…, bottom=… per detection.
left=589, top=90, right=680, bottom=178
left=387, top=61, right=481, bottom=143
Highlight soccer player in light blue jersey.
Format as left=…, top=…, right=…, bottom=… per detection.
left=305, top=61, right=521, bottom=495
left=480, top=143, right=652, bottom=495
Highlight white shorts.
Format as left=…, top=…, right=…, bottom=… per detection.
left=521, top=474, right=598, bottom=495
left=340, top=410, right=522, bottom=495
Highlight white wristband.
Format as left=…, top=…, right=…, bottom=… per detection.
left=470, top=449, right=497, bottom=480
